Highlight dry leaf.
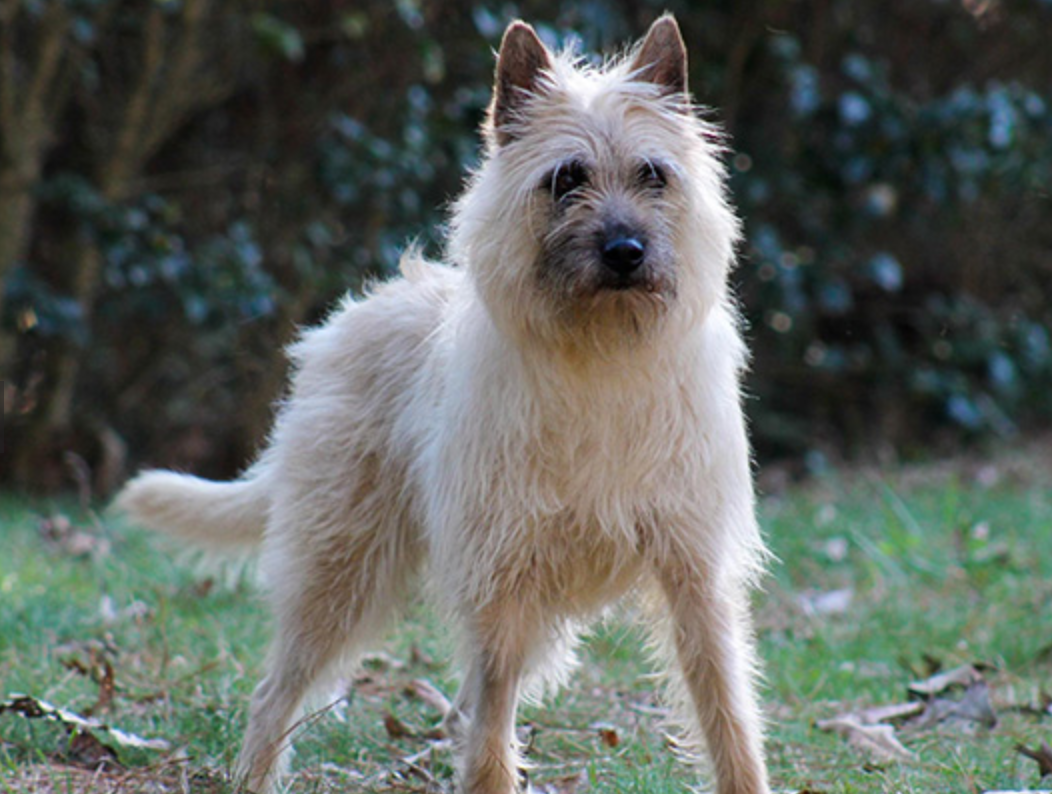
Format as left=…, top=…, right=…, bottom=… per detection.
left=352, top=672, right=391, bottom=698
left=597, top=727, right=620, bottom=748
left=67, top=729, right=121, bottom=770
left=1037, top=643, right=1052, bottom=666
left=530, top=771, right=588, bottom=793
left=517, top=722, right=538, bottom=754
left=91, top=657, right=116, bottom=715
left=908, top=663, right=983, bottom=697
left=409, top=644, right=436, bottom=667
left=906, top=664, right=998, bottom=731
left=1017, top=740, right=1052, bottom=779
left=909, top=680, right=997, bottom=731
left=361, top=652, right=407, bottom=672
left=0, top=694, right=170, bottom=751
left=59, top=644, right=116, bottom=716
left=39, top=515, right=111, bottom=559
left=383, top=712, right=415, bottom=739
left=396, top=746, right=438, bottom=786
left=404, top=678, right=452, bottom=717
left=816, top=715, right=914, bottom=761
left=854, top=701, right=924, bottom=725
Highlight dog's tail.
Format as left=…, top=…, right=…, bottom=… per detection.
left=115, top=468, right=269, bottom=555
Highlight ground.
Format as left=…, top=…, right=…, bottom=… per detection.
left=1, top=443, right=1051, bottom=793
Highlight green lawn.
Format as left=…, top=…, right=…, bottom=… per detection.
left=1, top=457, right=1050, bottom=793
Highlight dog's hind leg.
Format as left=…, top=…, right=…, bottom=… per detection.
left=439, top=659, right=480, bottom=745
left=235, top=510, right=422, bottom=793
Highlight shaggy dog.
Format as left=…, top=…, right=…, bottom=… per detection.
left=117, top=15, right=771, bottom=794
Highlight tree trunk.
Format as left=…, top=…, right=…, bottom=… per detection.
left=0, top=169, right=38, bottom=370
left=8, top=0, right=236, bottom=489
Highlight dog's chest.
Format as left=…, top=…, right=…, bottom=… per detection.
left=534, top=381, right=701, bottom=512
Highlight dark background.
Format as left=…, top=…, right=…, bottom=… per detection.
left=2, top=0, right=1050, bottom=493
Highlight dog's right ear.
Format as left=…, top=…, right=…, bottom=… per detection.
left=630, top=15, right=689, bottom=98
left=489, top=21, right=552, bottom=147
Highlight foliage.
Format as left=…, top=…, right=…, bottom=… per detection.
left=738, top=23, right=1052, bottom=456
left=2, top=0, right=1051, bottom=487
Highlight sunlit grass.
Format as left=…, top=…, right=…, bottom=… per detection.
left=1, top=461, right=1050, bottom=793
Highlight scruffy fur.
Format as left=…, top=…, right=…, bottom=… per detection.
left=116, top=16, right=771, bottom=794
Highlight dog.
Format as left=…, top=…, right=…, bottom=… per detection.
left=116, top=15, right=771, bottom=794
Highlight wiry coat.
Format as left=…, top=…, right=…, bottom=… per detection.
left=117, top=16, right=771, bottom=794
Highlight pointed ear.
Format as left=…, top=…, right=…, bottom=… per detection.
left=490, top=21, right=553, bottom=147
left=630, top=15, right=688, bottom=97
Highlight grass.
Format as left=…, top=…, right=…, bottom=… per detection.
left=1, top=451, right=1051, bottom=793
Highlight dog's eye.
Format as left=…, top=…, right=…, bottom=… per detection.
left=638, top=160, right=668, bottom=192
left=549, top=161, right=589, bottom=201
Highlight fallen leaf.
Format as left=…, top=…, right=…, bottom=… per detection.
left=395, top=746, right=438, bottom=787
left=816, top=715, right=914, bottom=761
left=59, top=643, right=116, bottom=716
left=854, top=701, right=924, bottom=725
left=517, top=722, right=538, bottom=754
left=93, top=658, right=116, bottom=715
left=67, top=729, right=121, bottom=770
left=909, top=680, right=997, bottom=731
left=905, top=664, right=998, bottom=732
left=383, top=712, right=415, bottom=739
left=908, top=663, right=983, bottom=697
left=596, top=726, right=620, bottom=748
left=361, top=652, right=407, bottom=672
left=404, top=678, right=452, bottom=717
left=1036, top=643, right=1052, bottom=666
left=0, top=693, right=170, bottom=751
left=530, top=771, right=588, bottom=793
left=191, top=578, right=216, bottom=598
left=409, top=644, right=436, bottom=667
left=352, top=672, right=391, bottom=698
left=39, top=515, right=111, bottom=559
left=1017, top=740, right=1052, bottom=779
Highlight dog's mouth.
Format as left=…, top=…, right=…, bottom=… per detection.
left=595, top=267, right=664, bottom=294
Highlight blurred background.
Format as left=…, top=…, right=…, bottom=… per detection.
left=1, top=0, right=1050, bottom=494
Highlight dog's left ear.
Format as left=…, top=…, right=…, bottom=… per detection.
left=630, top=14, right=688, bottom=98
left=490, top=21, right=553, bottom=147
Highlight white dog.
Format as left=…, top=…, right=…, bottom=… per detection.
left=118, top=15, right=771, bottom=794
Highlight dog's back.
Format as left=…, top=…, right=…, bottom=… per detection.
left=117, top=252, right=460, bottom=563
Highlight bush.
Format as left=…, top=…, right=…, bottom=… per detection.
left=3, top=0, right=1050, bottom=489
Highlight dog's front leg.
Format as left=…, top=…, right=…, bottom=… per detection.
left=457, top=618, right=532, bottom=794
left=655, top=554, right=770, bottom=794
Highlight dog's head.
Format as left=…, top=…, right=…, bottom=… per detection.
left=451, top=16, right=741, bottom=354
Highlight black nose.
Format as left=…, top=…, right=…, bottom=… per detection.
left=601, top=237, right=645, bottom=275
